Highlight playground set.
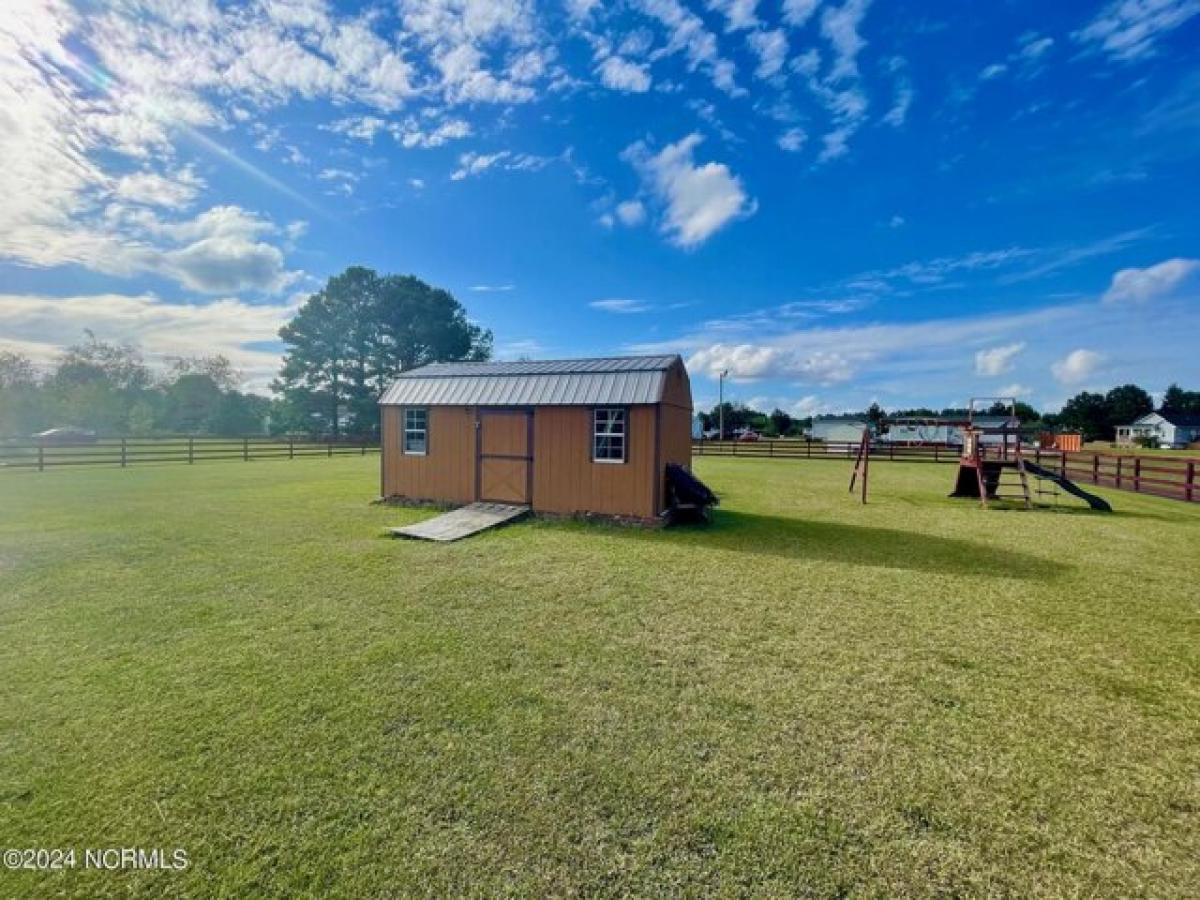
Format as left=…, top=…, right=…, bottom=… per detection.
left=849, top=398, right=1112, bottom=512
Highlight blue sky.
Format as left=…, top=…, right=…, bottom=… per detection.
left=2, top=0, right=1198, bottom=415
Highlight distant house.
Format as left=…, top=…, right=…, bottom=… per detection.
left=1116, top=412, right=1200, bottom=449
left=880, top=420, right=963, bottom=445
left=810, top=418, right=869, bottom=443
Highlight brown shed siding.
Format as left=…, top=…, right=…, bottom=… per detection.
left=660, top=359, right=692, bottom=410
left=381, top=405, right=476, bottom=504
left=380, top=357, right=694, bottom=520
left=658, top=403, right=694, bottom=472
left=530, top=406, right=657, bottom=518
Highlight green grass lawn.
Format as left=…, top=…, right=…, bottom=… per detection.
left=2, top=457, right=1198, bottom=898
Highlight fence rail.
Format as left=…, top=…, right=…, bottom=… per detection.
left=693, top=440, right=1199, bottom=503
left=0, top=437, right=379, bottom=471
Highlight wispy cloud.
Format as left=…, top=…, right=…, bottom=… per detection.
left=1102, top=257, right=1199, bottom=304
left=1074, top=0, right=1200, bottom=60
left=590, top=298, right=652, bottom=313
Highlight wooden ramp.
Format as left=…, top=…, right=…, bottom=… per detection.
left=388, top=502, right=530, bottom=542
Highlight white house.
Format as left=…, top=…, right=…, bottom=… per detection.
left=1116, top=412, right=1200, bottom=449
left=880, top=420, right=963, bottom=445
left=810, top=418, right=870, bottom=443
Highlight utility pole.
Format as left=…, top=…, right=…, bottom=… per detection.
left=718, top=369, right=728, bottom=440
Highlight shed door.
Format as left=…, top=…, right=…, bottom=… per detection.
left=478, top=410, right=532, bottom=504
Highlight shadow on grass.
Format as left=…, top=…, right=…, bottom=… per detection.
left=639, top=510, right=1070, bottom=581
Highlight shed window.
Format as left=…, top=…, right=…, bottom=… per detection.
left=404, top=408, right=427, bottom=455
left=593, top=408, right=626, bottom=463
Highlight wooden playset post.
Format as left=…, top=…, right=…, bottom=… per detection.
left=848, top=427, right=871, bottom=504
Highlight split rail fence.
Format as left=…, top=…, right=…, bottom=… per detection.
left=0, top=436, right=379, bottom=471
left=693, top=440, right=1198, bottom=503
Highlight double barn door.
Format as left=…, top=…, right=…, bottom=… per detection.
left=477, top=410, right=532, bottom=505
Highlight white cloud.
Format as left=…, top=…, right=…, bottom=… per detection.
left=979, top=32, right=1054, bottom=82
left=318, top=168, right=358, bottom=182
left=590, top=298, right=651, bottom=313
left=113, top=167, right=205, bottom=209
left=615, top=199, right=647, bottom=226
left=783, top=0, right=822, bottom=27
left=634, top=0, right=741, bottom=95
left=997, top=383, right=1032, bottom=398
left=1075, top=0, right=1200, bottom=60
left=565, top=0, right=601, bottom=21
left=153, top=206, right=300, bottom=294
left=451, top=150, right=508, bottom=180
left=1018, top=34, right=1055, bottom=60
left=881, top=57, right=912, bottom=127
left=708, top=0, right=760, bottom=31
left=883, top=83, right=912, bottom=126
left=974, top=342, right=1026, bottom=376
left=392, top=116, right=473, bottom=148
left=450, top=149, right=551, bottom=180
left=777, top=126, right=807, bottom=152
left=747, top=28, right=788, bottom=80
left=887, top=214, right=905, bottom=228
left=327, top=115, right=389, bottom=142
left=687, top=345, right=855, bottom=383
left=1051, top=348, right=1104, bottom=385
left=1102, top=257, right=1200, bottom=304
left=468, top=283, right=515, bottom=292
left=820, top=0, right=872, bottom=81
left=596, top=56, right=652, bottom=92
left=623, top=133, right=756, bottom=248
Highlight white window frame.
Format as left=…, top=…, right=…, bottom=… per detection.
left=592, top=407, right=626, bottom=464
left=403, top=407, right=428, bottom=456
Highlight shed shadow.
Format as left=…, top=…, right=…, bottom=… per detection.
left=637, top=510, right=1069, bottom=581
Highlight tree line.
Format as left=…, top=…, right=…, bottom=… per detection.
left=701, top=383, right=1200, bottom=443
left=0, top=268, right=491, bottom=438
left=2, top=264, right=1195, bottom=441
left=0, top=335, right=269, bottom=438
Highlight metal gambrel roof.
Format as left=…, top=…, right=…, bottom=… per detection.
left=379, top=355, right=682, bottom=406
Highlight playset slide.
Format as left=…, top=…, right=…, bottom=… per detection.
left=1022, top=461, right=1113, bottom=512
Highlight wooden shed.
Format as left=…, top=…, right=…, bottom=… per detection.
left=379, top=355, right=694, bottom=521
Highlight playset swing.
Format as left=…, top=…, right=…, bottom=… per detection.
left=849, top=398, right=1111, bottom=512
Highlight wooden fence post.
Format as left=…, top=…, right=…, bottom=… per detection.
left=121, top=438, right=127, bottom=468
left=1115, top=456, right=1122, bottom=488
left=1092, top=454, right=1100, bottom=484
left=243, top=437, right=249, bottom=462
left=188, top=437, right=194, bottom=464
left=1134, top=457, right=1141, bottom=493
left=289, top=438, right=294, bottom=460
left=361, top=439, right=367, bottom=456
left=1187, top=461, right=1195, bottom=502
left=38, top=443, right=44, bottom=472
left=328, top=442, right=333, bottom=458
